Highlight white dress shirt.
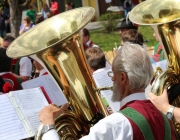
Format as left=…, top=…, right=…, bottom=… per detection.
left=42, top=93, right=147, bottom=140
left=19, top=57, right=32, bottom=76
left=39, top=69, right=47, bottom=77
left=86, top=40, right=99, bottom=48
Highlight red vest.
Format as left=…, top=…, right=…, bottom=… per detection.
left=83, top=41, right=94, bottom=50
left=121, top=100, right=175, bottom=140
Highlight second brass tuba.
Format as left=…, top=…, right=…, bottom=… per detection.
left=129, top=0, right=180, bottom=138
left=7, top=7, right=110, bottom=140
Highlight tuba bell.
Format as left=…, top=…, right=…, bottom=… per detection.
left=129, top=0, right=180, bottom=138
left=6, top=7, right=110, bottom=140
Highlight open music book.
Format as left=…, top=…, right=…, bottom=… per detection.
left=0, top=87, right=48, bottom=140
left=93, top=69, right=120, bottom=113
left=22, top=74, right=68, bottom=106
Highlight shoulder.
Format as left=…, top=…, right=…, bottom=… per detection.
left=20, top=57, right=31, bottom=64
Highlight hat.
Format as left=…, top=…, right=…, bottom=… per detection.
left=117, top=19, right=138, bottom=30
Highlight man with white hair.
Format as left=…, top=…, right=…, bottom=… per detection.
left=39, top=43, right=175, bottom=140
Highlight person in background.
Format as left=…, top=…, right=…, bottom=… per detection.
left=65, top=1, right=73, bottom=11
left=85, top=47, right=106, bottom=74
left=39, top=42, right=175, bottom=140
left=36, top=15, right=44, bottom=24
left=26, top=5, right=37, bottom=24
left=19, top=17, right=34, bottom=35
left=41, top=3, right=51, bottom=19
left=2, top=36, right=32, bottom=81
left=117, top=19, right=138, bottom=36
left=50, top=0, right=60, bottom=16
left=121, top=0, right=132, bottom=18
left=120, top=29, right=155, bottom=63
left=152, top=32, right=165, bottom=62
left=82, top=28, right=99, bottom=50
left=0, top=9, right=9, bottom=38
left=3, top=3, right=10, bottom=34
left=120, top=29, right=144, bottom=47
left=1, top=35, right=14, bottom=49
left=70, top=1, right=75, bottom=9
left=46, top=12, right=53, bottom=19
left=0, top=48, right=22, bottom=91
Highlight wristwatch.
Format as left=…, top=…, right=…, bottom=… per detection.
left=166, top=105, right=175, bottom=120
left=41, top=124, right=56, bottom=135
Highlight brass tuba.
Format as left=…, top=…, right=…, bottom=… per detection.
left=129, top=0, right=180, bottom=138
left=7, top=7, right=110, bottom=140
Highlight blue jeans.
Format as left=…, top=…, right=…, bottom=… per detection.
left=124, top=6, right=131, bottom=18
left=0, top=30, right=6, bottom=38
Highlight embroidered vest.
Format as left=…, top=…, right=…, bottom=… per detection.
left=120, top=100, right=175, bottom=140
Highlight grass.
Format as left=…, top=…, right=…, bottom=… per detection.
left=90, top=25, right=158, bottom=52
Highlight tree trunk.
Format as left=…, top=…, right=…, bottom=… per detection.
left=9, top=0, right=22, bottom=38
left=9, top=0, right=31, bottom=38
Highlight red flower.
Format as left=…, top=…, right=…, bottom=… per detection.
left=3, top=82, right=13, bottom=93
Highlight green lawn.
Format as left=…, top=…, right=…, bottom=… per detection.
left=90, top=26, right=158, bottom=51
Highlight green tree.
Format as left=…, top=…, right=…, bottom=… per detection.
left=8, top=0, right=31, bottom=37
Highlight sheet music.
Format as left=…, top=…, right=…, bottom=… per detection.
left=152, top=60, right=167, bottom=72
left=10, top=88, right=49, bottom=134
left=22, top=74, right=67, bottom=106
left=0, top=94, right=28, bottom=140
left=93, top=69, right=120, bottom=112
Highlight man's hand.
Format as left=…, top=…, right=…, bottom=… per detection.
left=148, top=89, right=171, bottom=114
left=39, top=103, right=69, bottom=125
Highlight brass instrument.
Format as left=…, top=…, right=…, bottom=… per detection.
left=7, top=7, right=111, bottom=140
left=129, top=0, right=180, bottom=138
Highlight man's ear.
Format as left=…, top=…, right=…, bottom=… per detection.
left=120, top=72, right=127, bottom=85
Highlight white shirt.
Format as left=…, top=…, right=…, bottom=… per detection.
left=19, top=57, right=32, bottom=76
left=86, top=40, right=99, bottom=48
left=93, top=67, right=107, bottom=74
left=42, top=93, right=147, bottom=140
left=39, top=69, right=47, bottom=76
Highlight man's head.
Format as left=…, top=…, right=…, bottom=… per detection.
left=121, top=29, right=144, bottom=46
left=65, top=1, right=72, bottom=11
left=0, top=48, right=12, bottom=72
left=85, top=47, right=106, bottom=73
left=23, top=16, right=31, bottom=25
left=111, top=42, right=153, bottom=102
left=117, top=19, right=138, bottom=35
left=3, top=36, right=15, bottom=49
left=82, top=28, right=90, bottom=45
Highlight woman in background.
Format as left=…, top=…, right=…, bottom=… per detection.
left=19, top=17, right=34, bottom=35
left=41, top=3, right=51, bottom=19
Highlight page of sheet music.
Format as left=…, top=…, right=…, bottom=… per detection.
left=152, top=60, right=167, bottom=72
left=10, top=88, right=49, bottom=134
left=0, top=94, right=28, bottom=140
left=93, top=69, right=120, bottom=112
left=21, top=74, right=67, bottom=106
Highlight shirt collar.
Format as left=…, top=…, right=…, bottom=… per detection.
left=120, top=92, right=147, bottom=109
left=39, top=69, right=47, bottom=76
left=93, top=67, right=107, bottom=74
left=86, top=40, right=92, bottom=47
